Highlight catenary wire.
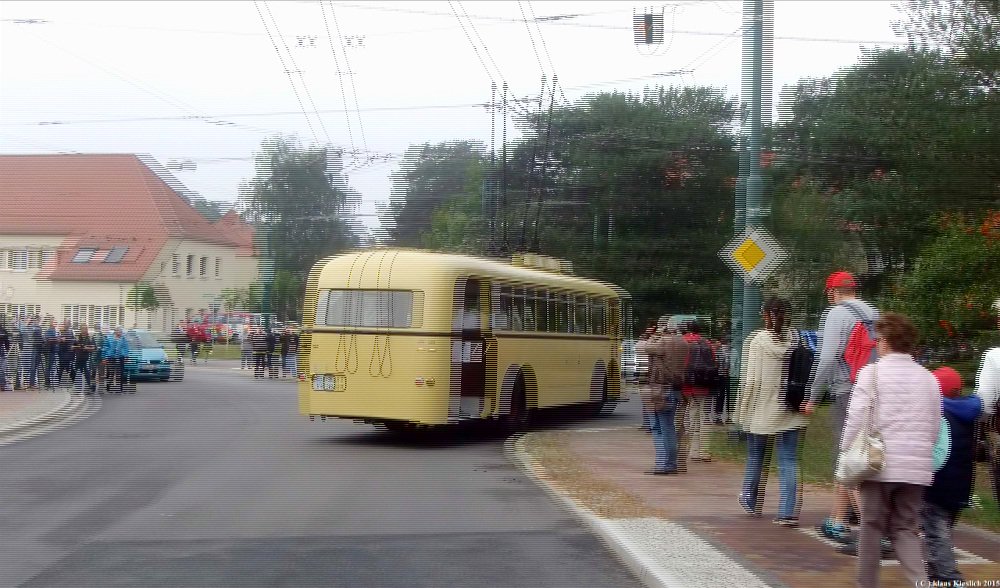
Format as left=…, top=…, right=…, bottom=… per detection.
left=254, top=0, right=319, bottom=143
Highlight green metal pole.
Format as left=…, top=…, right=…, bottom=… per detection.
left=737, top=0, right=773, bottom=364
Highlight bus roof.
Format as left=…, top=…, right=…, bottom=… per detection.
left=311, top=249, right=628, bottom=299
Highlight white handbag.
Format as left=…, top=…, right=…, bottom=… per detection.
left=835, top=364, right=885, bottom=487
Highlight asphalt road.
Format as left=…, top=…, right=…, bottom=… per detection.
left=0, top=364, right=644, bottom=588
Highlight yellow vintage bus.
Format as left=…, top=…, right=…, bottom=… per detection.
left=299, top=248, right=632, bottom=431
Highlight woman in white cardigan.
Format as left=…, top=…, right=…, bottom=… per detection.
left=842, top=312, right=941, bottom=588
left=736, top=298, right=810, bottom=525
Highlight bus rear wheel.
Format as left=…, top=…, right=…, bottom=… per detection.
left=503, top=375, right=531, bottom=433
left=588, top=373, right=618, bottom=417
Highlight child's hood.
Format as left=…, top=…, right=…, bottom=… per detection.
left=942, top=395, right=984, bottom=422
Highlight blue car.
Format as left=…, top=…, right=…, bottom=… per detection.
left=126, top=330, right=185, bottom=381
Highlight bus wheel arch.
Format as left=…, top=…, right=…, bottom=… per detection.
left=590, top=359, right=619, bottom=417
left=500, top=365, right=536, bottom=432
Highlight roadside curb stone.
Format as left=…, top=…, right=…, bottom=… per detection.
left=507, top=429, right=774, bottom=588
left=0, top=390, right=99, bottom=445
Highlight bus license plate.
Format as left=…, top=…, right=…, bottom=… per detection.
left=314, top=374, right=347, bottom=391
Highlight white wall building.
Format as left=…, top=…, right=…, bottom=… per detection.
left=0, top=153, right=265, bottom=331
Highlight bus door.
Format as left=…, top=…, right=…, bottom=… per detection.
left=459, top=278, right=493, bottom=418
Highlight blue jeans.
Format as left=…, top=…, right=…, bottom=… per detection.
left=654, top=394, right=688, bottom=472
left=742, top=427, right=806, bottom=519
left=922, top=501, right=963, bottom=582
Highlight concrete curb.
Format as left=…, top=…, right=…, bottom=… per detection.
left=506, top=431, right=680, bottom=588
left=0, top=391, right=99, bottom=445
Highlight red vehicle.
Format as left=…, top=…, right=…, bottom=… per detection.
left=187, top=312, right=278, bottom=342
left=223, top=312, right=278, bottom=342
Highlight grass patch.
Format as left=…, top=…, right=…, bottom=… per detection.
left=520, top=432, right=673, bottom=519
left=713, top=405, right=1000, bottom=533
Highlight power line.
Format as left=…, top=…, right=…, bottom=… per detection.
left=518, top=1, right=545, bottom=75
left=14, top=102, right=499, bottom=126
left=320, top=1, right=357, bottom=154
left=11, top=25, right=275, bottom=135
left=254, top=0, right=321, bottom=144
left=524, top=2, right=559, bottom=76
left=325, top=2, right=369, bottom=153
left=265, top=2, right=333, bottom=145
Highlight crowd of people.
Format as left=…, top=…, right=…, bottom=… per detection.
left=242, top=325, right=299, bottom=379
left=173, top=321, right=300, bottom=379
left=640, top=271, right=1000, bottom=588
left=0, top=314, right=142, bottom=394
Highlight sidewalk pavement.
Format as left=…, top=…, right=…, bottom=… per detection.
left=0, top=386, right=97, bottom=445
left=511, top=425, right=1000, bottom=588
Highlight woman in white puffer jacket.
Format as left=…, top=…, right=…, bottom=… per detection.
left=841, top=312, right=941, bottom=588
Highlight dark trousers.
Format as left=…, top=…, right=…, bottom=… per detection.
left=921, top=501, right=963, bottom=582
left=42, top=351, right=56, bottom=387
left=28, top=348, right=44, bottom=387
left=55, top=352, right=75, bottom=387
left=857, top=481, right=927, bottom=588
left=73, top=356, right=94, bottom=391
left=253, top=352, right=269, bottom=377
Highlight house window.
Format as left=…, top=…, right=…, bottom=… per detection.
left=171, top=255, right=180, bottom=275
left=9, top=250, right=26, bottom=270
left=215, top=257, right=221, bottom=277
left=186, top=255, right=194, bottom=276
left=199, top=256, right=208, bottom=276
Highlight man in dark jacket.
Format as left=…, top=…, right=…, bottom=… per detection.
left=54, top=320, right=77, bottom=388
left=924, top=367, right=983, bottom=585
left=0, top=316, right=10, bottom=391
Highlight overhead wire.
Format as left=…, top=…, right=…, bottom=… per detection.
left=319, top=1, right=357, bottom=155
left=324, top=2, right=369, bottom=155
left=263, top=1, right=333, bottom=145
left=9, top=25, right=274, bottom=135
left=253, top=0, right=321, bottom=144
left=16, top=102, right=498, bottom=126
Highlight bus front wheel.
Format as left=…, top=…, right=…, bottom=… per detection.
left=503, top=375, right=531, bottom=433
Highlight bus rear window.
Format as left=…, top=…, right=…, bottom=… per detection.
left=325, top=290, right=422, bottom=328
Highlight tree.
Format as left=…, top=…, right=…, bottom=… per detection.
left=894, top=0, right=1000, bottom=90
left=126, top=282, right=172, bottom=329
left=774, top=46, right=1000, bottom=301
left=241, top=135, right=360, bottom=322
left=388, top=141, right=490, bottom=249
left=888, top=211, right=1000, bottom=343
left=415, top=87, right=739, bottom=331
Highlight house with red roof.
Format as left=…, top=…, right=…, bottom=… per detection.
left=0, top=153, right=265, bottom=331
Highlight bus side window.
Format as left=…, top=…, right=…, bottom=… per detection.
left=499, top=286, right=512, bottom=331
left=533, top=289, right=548, bottom=332
left=591, top=299, right=606, bottom=336
left=511, top=287, right=524, bottom=331
left=552, top=293, right=569, bottom=333
left=523, top=289, right=536, bottom=331
left=574, top=295, right=588, bottom=334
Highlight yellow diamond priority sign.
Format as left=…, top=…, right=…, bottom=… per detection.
left=719, top=226, right=788, bottom=283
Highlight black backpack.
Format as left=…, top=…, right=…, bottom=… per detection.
left=692, top=340, right=721, bottom=387
left=784, top=330, right=816, bottom=412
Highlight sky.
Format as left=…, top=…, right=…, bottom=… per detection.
left=1, top=1, right=908, bottom=235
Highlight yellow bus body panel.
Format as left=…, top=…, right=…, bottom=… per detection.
left=300, top=248, right=630, bottom=426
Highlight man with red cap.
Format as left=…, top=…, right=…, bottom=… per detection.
left=806, top=270, right=881, bottom=543
left=922, top=367, right=983, bottom=585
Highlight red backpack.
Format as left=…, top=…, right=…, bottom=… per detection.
left=842, top=303, right=879, bottom=382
